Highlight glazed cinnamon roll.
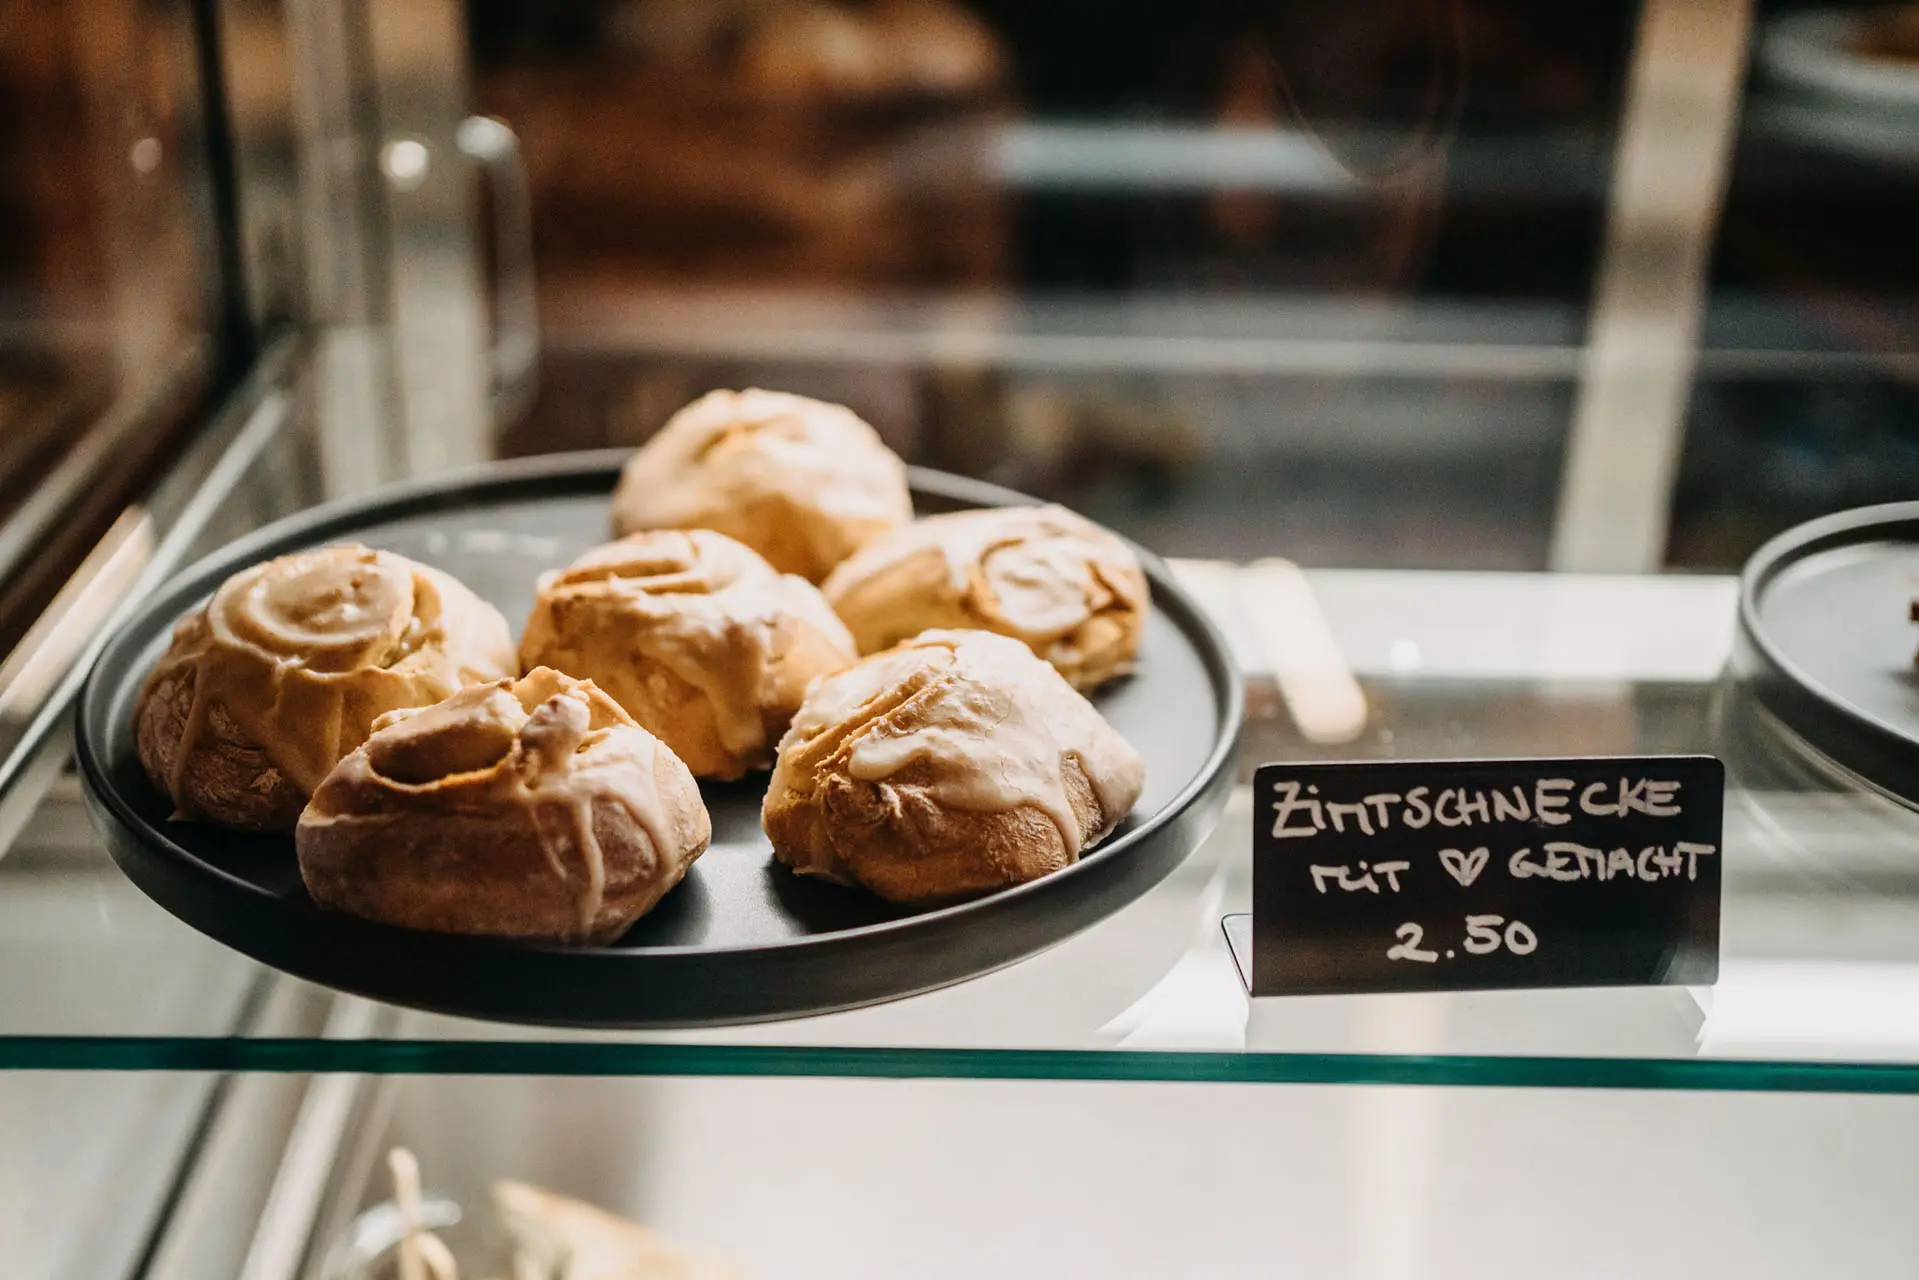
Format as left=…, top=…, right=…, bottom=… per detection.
left=763, top=629, right=1145, bottom=904
left=134, top=543, right=515, bottom=831
left=822, top=504, right=1149, bottom=690
left=297, top=668, right=711, bottom=942
left=521, top=529, right=857, bottom=779
left=610, top=389, right=913, bottom=583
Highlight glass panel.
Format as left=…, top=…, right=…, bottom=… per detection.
left=0, top=0, right=230, bottom=649
left=440, top=0, right=1919, bottom=573
left=298, top=1073, right=1919, bottom=1280
left=18, top=570, right=1919, bottom=1093
left=461, top=0, right=1641, bottom=569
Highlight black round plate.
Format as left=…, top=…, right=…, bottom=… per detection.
left=76, top=453, right=1242, bottom=1027
left=1733, top=501, right=1919, bottom=806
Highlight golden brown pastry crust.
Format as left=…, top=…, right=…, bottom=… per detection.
left=610, top=388, right=912, bottom=583
left=762, top=629, right=1144, bottom=904
left=822, top=504, right=1148, bottom=690
left=521, top=529, right=857, bottom=780
left=297, top=669, right=711, bottom=943
left=134, top=544, right=516, bottom=831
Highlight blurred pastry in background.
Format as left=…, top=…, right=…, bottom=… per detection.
left=368, top=1147, right=744, bottom=1279
left=478, top=0, right=1008, bottom=292
left=521, top=528, right=858, bottom=779
left=763, top=629, right=1144, bottom=904
left=496, top=1179, right=745, bottom=1279
left=298, top=669, right=711, bottom=943
left=612, top=389, right=913, bottom=583
left=917, top=374, right=1206, bottom=503
left=135, top=544, right=514, bottom=831
left=824, top=505, right=1148, bottom=689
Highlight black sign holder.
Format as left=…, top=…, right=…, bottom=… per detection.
left=1239, top=756, right=1724, bottom=998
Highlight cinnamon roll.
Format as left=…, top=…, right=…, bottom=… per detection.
left=521, top=529, right=858, bottom=779
left=822, top=504, right=1148, bottom=689
left=297, top=668, right=711, bottom=942
left=762, top=629, right=1145, bottom=904
left=135, top=544, right=515, bottom=831
left=610, top=389, right=913, bottom=583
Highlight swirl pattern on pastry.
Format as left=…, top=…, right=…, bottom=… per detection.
left=135, top=544, right=515, bottom=831
left=822, top=504, right=1148, bottom=689
left=521, top=529, right=858, bottom=779
left=611, top=389, right=912, bottom=583
left=297, top=668, right=712, bottom=942
left=762, top=629, right=1144, bottom=903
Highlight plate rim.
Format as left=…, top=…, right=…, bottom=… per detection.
left=75, top=452, right=1244, bottom=968
left=1735, top=499, right=1919, bottom=801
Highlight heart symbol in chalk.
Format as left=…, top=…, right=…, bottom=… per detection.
left=1439, top=847, right=1490, bottom=888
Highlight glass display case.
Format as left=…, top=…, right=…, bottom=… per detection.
left=1, top=0, right=1917, bottom=1275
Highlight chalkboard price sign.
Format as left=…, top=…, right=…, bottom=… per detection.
left=1251, top=757, right=1723, bottom=996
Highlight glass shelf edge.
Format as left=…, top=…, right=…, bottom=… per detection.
left=7, top=1037, right=1919, bottom=1095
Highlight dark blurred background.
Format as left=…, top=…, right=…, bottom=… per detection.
left=453, top=0, right=1916, bottom=570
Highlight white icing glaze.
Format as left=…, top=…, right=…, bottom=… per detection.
left=567, top=797, right=606, bottom=933
left=822, top=506, right=1146, bottom=677
left=336, top=671, right=692, bottom=935
left=634, top=389, right=910, bottom=524
left=810, top=630, right=1143, bottom=854
left=612, top=389, right=912, bottom=579
left=214, top=544, right=411, bottom=669
left=785, top=643, right=933, bottom=741
left=528, top=530, right=855, bottom=761
left=149, top=543, right=514, bottom=807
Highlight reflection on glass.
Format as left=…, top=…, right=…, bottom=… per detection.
left=0, top=0, right=221, bottom=657
left=1675, top=1, right=1919, bottom=566
left=461, top=0, right=1646, bottom=570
